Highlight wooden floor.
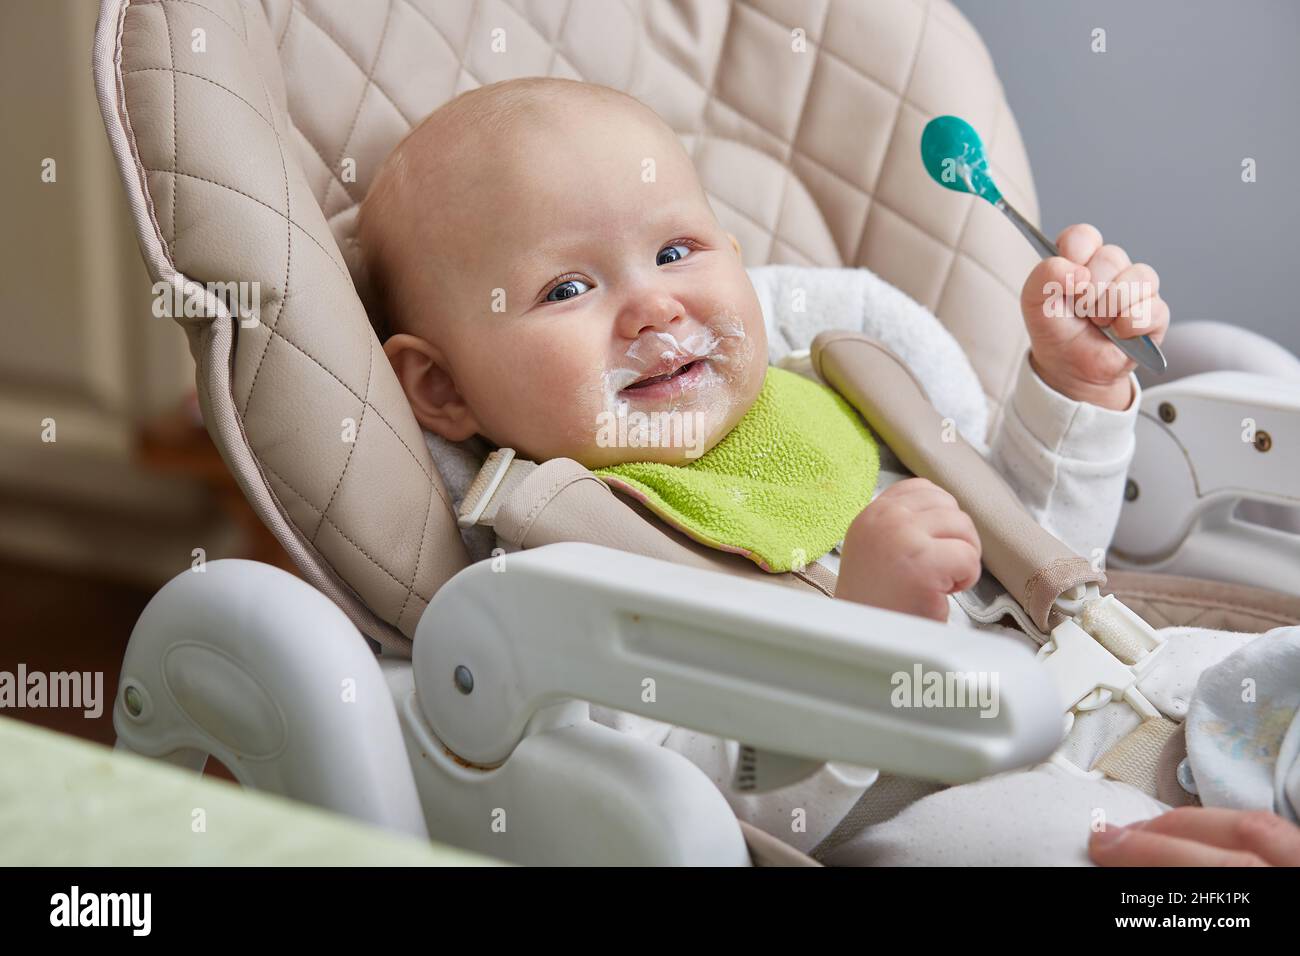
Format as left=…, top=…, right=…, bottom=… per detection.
left=1, top=558, right=236, bottom=782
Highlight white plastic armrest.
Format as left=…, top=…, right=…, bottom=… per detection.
left=115, top=559, right=428, bottom=840
left=415, top=543, right=1063, bottom=784
left=1114, top=372, right=1300, bottom=593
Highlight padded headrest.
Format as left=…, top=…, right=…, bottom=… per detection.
left=94, top=0, right=1039, bottom=655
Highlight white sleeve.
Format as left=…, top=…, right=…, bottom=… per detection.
left=989, top=353, right=1141, bottom=561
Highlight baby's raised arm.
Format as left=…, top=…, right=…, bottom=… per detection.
left=991, top=223, right=1165, bottom=562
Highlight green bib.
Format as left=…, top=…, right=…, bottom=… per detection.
left=594, top=366, right=879, bottom=572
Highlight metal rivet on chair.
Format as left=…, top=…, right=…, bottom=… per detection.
left=1158, top=402, right=1176, bottom=423
left=123, top=684, right=144, bottom=717
left=1255, top=430, right=1272, bottom=453
left=453, top=665, right=474, bottom=695
left=1124, top=479, right=1139, bottom=502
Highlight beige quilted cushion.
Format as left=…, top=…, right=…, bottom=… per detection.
left=95, top=0, right=1040, bottom=654
left=1103, top=572, right=1300, bottom=634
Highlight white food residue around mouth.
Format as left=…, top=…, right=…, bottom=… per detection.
left=599, top=314, right=746, bottom=408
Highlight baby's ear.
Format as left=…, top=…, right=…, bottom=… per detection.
left=727, top=232, right=742, bottom=258
left=382, top=333, right=481, bottom=441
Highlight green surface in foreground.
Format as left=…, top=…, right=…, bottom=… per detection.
left=0, top=716, right=501, bottom=866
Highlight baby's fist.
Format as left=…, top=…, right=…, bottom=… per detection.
left=835, top=478, right=982, bottom=622
left=1020, top=223, right=1170, bottom=410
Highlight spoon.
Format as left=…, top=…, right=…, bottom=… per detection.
left=920, top=115, right=1167, bottom=374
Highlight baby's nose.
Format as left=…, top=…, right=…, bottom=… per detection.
left=616, top=290, right=684, bottom=338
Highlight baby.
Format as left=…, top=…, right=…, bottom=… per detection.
left=358, top=77, right=1164, bottom=618
left=355, top=78, right=1290, bottom=866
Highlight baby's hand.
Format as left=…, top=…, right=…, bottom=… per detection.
left=1019, top=223, right=1170, bottom=410
left=834, top=478, right=982, bottom=622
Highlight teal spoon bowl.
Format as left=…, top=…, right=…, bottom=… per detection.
left=921, top=114, right=1002, bottom=204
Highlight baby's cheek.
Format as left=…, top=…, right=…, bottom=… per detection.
left=711, top=315, right=765, bottom=411
left=526, top=350, right=613, bottom=458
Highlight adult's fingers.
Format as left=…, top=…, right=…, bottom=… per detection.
left=1140, top=807, right=1300, bottom=866
left=1088, top=825, right=1267, bottom=867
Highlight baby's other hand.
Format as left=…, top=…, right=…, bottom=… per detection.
left=834, top=478, right=982, bottom=622
left=1020, top=223, right=1170, bottom=410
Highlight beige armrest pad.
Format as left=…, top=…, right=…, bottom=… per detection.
left=812, top=331, right=1103, bottom=631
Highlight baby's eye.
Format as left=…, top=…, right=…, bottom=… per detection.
left=545, top=278, right=592, bottom=302
left=656, top=243, right=692, bottom=266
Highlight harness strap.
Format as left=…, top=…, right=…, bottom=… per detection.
left=456, top=448, right=535, bottom=528
left=792, top=561, right=838, bottom=597
left=810, top=773, right=946, bottom=863
left=1092, top=716, right=1184, bottom=800
left=457, top=452, right=826, bottom=597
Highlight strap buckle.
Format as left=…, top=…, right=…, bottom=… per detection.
left=457, top=448, right=516, bottom=529
left=1035, top=587, right=1165, bottom=720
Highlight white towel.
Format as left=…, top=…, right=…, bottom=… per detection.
left=747, top=264, right=989, bottom=446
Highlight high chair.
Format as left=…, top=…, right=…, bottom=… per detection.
left=95, top=0, right=1300, bottom=865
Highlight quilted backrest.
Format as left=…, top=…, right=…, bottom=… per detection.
left=95, top=0, right=1040, bottom=655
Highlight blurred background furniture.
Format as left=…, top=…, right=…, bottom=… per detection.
left=0, top=2, right=295, bottom=758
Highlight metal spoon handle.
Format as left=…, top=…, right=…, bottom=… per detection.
left=996, top=197, right=1060, bottom=260
left=994, top=197, right=1168, bottom=373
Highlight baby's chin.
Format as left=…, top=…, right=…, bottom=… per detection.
left=577, top=383, right=754, bottom=468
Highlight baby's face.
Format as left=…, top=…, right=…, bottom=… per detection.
left=386, top=98, right=766, bottom=468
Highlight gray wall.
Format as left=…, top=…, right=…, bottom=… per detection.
left=952, top=0, right=1299, bottom=354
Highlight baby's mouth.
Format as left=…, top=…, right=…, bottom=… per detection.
left=624, top=358, right=705, bottom=391
left=602, top=319, right=745, bottom=406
